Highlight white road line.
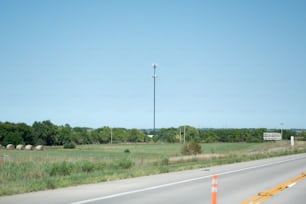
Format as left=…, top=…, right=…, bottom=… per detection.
left=69, top=155, right=306, bottom=204
left=287, top=182, right=296, bottom=188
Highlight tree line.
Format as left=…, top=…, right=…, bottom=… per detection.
left=153, top=126, right=302, bottom=143
left=0, top=121, right=305, bottom=146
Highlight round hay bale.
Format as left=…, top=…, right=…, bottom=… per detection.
left=35, top=145, right=44, bottom=151
left=16, top=144, right=25, bottom=150
left=25, top=145, right=34, bottom=150
left=6, top=144, right=15, bottom=150
left=0, top=144, right=3, bottom=149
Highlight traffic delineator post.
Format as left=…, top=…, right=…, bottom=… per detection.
left=212, top=175, right=218, bottom=204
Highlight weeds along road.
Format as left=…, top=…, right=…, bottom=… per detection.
left=1, top=153, right=306, bottom=204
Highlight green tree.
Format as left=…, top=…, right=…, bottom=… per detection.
left=91, top=127, right=111, bottom=144
left=55, top=124, right=72, bottom=145
left=179, top=126, right=200, bottom=142
left=282, top=129, right=296, bottom=140
left=128, top=129, right=145, bottom=142
left=2, top=132, right=24, bottom=146
left=112, top=128, right=129, bottom=143
left=32, top=120, right=57, bottom=145
left=0, top=122, right=31, bottom=145
left=157, top=128, right=178, bottom=143
left=16, top=123, right=33, bottom=144
left=201, top=129, right=218, bottom=143
left=90, top=130, right=100, bottom=144
left=72, top=127, right=92, bottom=144
left=297, top=131, right=306, bottom=141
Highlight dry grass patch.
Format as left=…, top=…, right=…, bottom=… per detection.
left=169, top=154, right=224, bottom=164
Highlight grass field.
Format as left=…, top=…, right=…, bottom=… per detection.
left=1, top=141, right=305, bottom=196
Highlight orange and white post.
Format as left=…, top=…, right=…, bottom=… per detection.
left=211, top=175, right=218, bottom=204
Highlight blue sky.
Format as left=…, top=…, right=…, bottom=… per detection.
left=0, top=0, right=305, bottom=129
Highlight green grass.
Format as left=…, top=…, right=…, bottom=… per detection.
left=1, top=141, right=305, bottom=196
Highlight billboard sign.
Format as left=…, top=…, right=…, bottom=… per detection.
left=263, top=132, right=282, bottom=141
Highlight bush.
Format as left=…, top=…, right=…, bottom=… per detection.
left=124, top=149, right=130, bottom=153
left=48, top=162, right=74, bottom=176
left=182, top=141, right=202, bottom=155
left=160, top=156, right=169, bottom=165
left=159, top=166, right=169, bottom=173
left=81, top=161, right=95, bottom=173
left=63, top=142, right=76, bottom=149
left=112, top=158, right=134, bottom=169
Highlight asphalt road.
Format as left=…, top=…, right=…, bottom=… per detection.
left=267, top=178, right=306, bottom=204
left=1, top=153, right=306, bottom=204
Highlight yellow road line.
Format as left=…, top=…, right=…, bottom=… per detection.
left=241, top=172, right=306, bottom=204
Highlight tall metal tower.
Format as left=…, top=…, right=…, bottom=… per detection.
left=152, top=64, right=158, bottom=136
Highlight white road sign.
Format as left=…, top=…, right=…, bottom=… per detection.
left=263, top=132, right=282, bottom=141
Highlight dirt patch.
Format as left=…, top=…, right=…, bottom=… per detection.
left=169, top=154, right=224, bottom=164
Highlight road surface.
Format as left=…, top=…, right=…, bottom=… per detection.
left=1, top=153, right=306, bottom=204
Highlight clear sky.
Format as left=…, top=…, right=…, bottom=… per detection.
left=0, top=0, right=305, bottom=129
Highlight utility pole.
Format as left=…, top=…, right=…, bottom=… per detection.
left=280, top=122, right=284, bottom=139
left=110, top=128, right=113, bottom=144
left=179, top=127, right=182, bottom=143
left=184, top=126, right=186, bottom=144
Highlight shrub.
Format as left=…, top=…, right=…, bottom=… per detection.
left=124, top=149, right=130, bottom=153
left=81, top=161, right=95, bottom=173
left=159, top=166, right=169, bottom=173
left=46, top=179, right=56, bottom=189
left=48, top=162, right=74, bottom=176
left=182, top=141, right=202, bottom=155
left=63, top=142, right=76, bottom=149
left=160, top=156, right=169, bottom=165
left=112, top=158, right=134, bottom=169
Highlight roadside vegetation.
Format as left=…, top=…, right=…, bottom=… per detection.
left=1, top=120, right=306, bottom=196
left=1, top=141, right=306, bottom=196
left=1, top=121, right=306, bottom=146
